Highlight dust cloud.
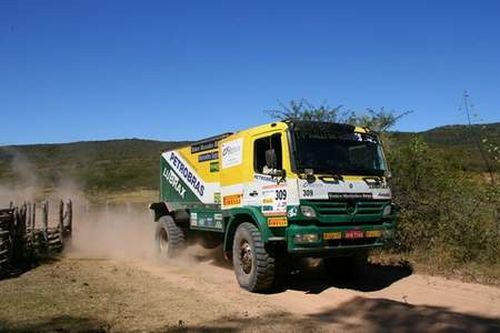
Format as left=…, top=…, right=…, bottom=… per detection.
left=69, top=204, right=157, bottom=261
left=0, top=151, right=39, bottom=205
left=0, top=149, right=228, bottom=274
left=0, top=150, right=158, bottom=262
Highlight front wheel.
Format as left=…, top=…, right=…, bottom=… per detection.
left=155, top=216, right=185, bottom=259
left=232, top=222, right=276, bottom=292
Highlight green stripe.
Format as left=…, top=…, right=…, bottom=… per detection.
left=160, top=158, right=202, bottom=205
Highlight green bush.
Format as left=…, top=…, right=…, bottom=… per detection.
left=389, top=136, right=499, bottom=268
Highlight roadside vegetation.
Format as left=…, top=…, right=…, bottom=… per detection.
left=389, top=135, right=499, bottom=281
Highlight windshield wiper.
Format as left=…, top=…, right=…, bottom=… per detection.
left=298, top=168, right=316, bottom=183
left=328, top=170, right=344, bottom=181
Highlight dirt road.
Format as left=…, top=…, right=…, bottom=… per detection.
left=1, top=250, right=499, bottom=332
left=1, top=208, right=499, bottom=332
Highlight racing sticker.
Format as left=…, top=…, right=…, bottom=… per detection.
left=223, top=194, right=242, bottom=207
left=261, top=184, right=287, bottom=216
left=221, top=138, right=243, bottom=168
left=267, top=216, right=288, bottom=227
left=190, top=212, right=198, bottom=226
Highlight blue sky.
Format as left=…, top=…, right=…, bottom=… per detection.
left=1, top=0, right=499, bottom=145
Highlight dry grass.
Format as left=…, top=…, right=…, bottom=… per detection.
left=0, top=258, right=231, bottom=332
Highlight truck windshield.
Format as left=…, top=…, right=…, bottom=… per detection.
left=292, top=129, right=387, bottom=176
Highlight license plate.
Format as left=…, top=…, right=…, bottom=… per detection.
left=344, top=230, right=364, bottom=239
left=366, top=230, right=382, bottom=238
left=323, top=232, right=342, bottom=240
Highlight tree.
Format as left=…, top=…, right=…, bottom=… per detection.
left=266, top=99, right=411, bottom=132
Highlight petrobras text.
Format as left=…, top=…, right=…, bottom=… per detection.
left=169, top=152, right=205, bottom=197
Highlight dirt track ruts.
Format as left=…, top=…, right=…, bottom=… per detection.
left=1, top=248, right=499, bottom=333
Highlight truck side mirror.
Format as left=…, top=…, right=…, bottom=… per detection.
left=265, top=148, right=278, bottom=169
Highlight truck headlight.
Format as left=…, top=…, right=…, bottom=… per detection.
left=294, top=234, right=319, bottom=243
left=383, top=205, right=392, bottom=217
left=300, top=205, right=316, bottom=218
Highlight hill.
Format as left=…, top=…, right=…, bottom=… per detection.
left=0, top=139, right=189, bottom=191
left=392, top=122, right=499, bottom=172
left=0, top=123, right=498, bottom=192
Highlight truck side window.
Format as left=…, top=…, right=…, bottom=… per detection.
left=254, top=134, right=282, bottom=174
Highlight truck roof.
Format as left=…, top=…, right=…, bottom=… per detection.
left=166, top=120, right=373, bottom=152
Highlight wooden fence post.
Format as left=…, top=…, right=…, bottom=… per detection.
left=31, top=202, right=36, bottom=246
left=66, top=199, right=73, bottom=235
left=26, top=203, right=31, bottom=232
left=42, top=201, right=48, bottom=245
left=59, top=200, right=64, bottom=245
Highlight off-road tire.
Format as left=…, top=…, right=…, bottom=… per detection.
left=324, top=251, right=368, bottom=280
left=232, top=222, right=276, bottom=292
left=155, top=216, right=185, bottom=259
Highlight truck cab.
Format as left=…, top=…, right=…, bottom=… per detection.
left=150, top=121, right=396, bottom=292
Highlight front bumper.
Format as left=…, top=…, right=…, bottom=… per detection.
left=284, top=221, right=395, bottom=256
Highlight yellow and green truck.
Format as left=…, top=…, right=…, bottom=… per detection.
left=149, top=120, right=396, bottom=292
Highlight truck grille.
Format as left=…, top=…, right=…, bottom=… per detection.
left=307, top=200, right=388, bottom=217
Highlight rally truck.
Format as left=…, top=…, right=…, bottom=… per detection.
left=149, top=120, right=396, bottom=292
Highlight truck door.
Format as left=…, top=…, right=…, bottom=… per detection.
left=244, top=133, right=287, bottom=216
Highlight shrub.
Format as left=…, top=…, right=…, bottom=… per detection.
left=389, top=136, right=499, bottom=267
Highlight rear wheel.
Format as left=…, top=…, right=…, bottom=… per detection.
left=155, top=216, right=185, bottom=259
left=232, top=222, right=276, bottom=292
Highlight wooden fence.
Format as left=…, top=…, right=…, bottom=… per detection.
left=0, top=200, right=72, bottom=275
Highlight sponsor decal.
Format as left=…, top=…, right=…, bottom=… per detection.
left=267, top=216, right=288, bottom=227
left=191, top=140, right=219, bottom=154
left=287, top=206, right=298, bottom=218
left=221, top=138, right=243, bottom=168
left=163, top=168, right=187, bottom=198
left=261, top=184, right=288, bottom=216
left=213, top=192, right=221, bottom=203
left=366, top=230, right=382, bottom=238
left=190, top=213, right=198, bottom=226
left=254, top=174, right=275, bottom=182
left=223, top=194, right=242, bottom=206
left=191, top=212, right=223, bottom=230
left=323, top=232, right=342, bottom=240
left=198, top=151, right=219, bottom=163
left=210, top=161, right=219, bottom=172
left=366, top=182, right=388, bottom=189
left=328, top=192, right=373, bottom=200
left=168, top=152, right=205, bottom=197
left=302, top=189, right=314, bottom=197
left=214, top=213, right=223, bottom=229
left=302, top=181, right=324, bottom=188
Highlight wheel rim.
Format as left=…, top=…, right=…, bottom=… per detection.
left=239, top=240, right=253, bottom=274
left=159, top=228, right=169, bottom=254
